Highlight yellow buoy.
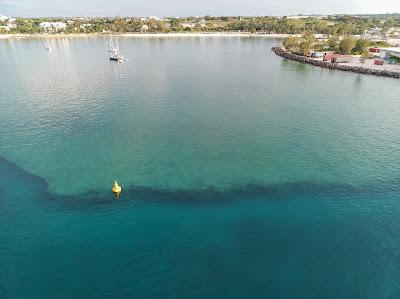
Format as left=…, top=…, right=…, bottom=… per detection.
left=112, top=180, right=122, bottom=198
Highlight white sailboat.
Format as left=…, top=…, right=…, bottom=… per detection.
left=108, top=34, right=118, bottom=54
left=109, top=35, right=127, bottom=62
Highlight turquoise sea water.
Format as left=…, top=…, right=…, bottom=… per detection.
left=1, top=37, right=400, bottom=298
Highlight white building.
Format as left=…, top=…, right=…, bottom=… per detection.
left=39, top=22, right=52, bottom=28
left=39, top=22, right=67, bottom=30
left=378, top=47, right=400, bottom=59
left=287, top=15, right=312, bottom=19
left=181, top=22, right=196, bottom=28
left=198, top=19, right=206, bottom=27
left=6, top=22, right=17, bottom=29
left=149, top=16, right=163, bottom=21
left=0, top=15, right=8, bottom=22
left=79, top=23, right=91, bottom=29
left=366, top=27, right=382, bottom=35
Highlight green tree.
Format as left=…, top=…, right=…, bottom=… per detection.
left=352, top=38, right=369, bottom=54
left=298, top=33, right=315, bottom=55
left=327, top=36, right=339, bottom=50
left=339, top=37, right=356, bottom=54
left=283, top=36, right=300, bottom=52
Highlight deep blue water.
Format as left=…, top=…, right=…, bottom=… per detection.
left=1, top=37, right=400, bottom=298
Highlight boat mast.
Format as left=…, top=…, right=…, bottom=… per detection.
left=115, top=37, right=119, bottom=55
left=109, top=33, right=114, bottom=51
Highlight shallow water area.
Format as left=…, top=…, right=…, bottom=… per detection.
left=1, top=37, right=400, bottom=298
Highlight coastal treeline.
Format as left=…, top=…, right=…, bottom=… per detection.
left=1, top=14, right=399, bottom=35
left=225, top=15, right=399, bottom=35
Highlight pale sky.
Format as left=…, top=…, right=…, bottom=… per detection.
left=1, top=0, right=399, bottom=17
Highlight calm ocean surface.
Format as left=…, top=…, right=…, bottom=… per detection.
left=1, top=37, right=400, bottom=298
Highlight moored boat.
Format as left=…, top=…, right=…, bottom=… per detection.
left=108, top=35, right=127, bottom=62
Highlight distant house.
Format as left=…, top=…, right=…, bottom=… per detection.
left=197, top=19, right=206, bottom=27
left=181, top=22, right=196, bottom=28
left=141, top=24, right=149, bottom=32
left=287, top=15, right=312, bottom=19
left=386, top=37, right=400, bottom=46
left=365, top=27, right=382, bottom=36
left=54, top=22, right=67, bottom=30
left=314, top=33, right=328, bottom=40
left=0, top=15, right=16, bottom=31
left=6, top=22, right=17, bottom=29
left=79, top=24, right=91, bottom=29
left=39, top=22, right=67, bottom=30
left=377, top=47, right=400, bottom=59
left=149, top=16, right=163, bottom=21
left=39, top=22, right=51, bottom=28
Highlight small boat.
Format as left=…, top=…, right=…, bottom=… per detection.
left=108, top=35, right=127, bottom=62
left=45, top=46, right=52, bottom=52
left=112, top=180, right=122, bottom=198
left=109, top=54, right=127, bottom=62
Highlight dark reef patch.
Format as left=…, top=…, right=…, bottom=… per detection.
left=1, top=156, right=399, bottom=210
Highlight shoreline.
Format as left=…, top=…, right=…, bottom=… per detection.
left=272, top=47, right=400, bottom=79
left=0, top=32, right=292, bottom=39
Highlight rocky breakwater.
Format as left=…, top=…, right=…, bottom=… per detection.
left=271, top=47, right=400, bottom=79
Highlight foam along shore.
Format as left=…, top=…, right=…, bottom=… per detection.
left=272, top=47, right=400, bottom=79
left=0, top=32, right=292, bottom=39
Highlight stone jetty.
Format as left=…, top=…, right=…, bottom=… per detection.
left=271, top=47, right=400, bottom=79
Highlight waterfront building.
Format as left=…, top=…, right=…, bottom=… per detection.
left=39, top=22, right=67, bottom=30
left=378, top=47, right=400, bottom=59
left=181, top=22, right=196, bottom=28
left=79, top=24, right=91, bottom=29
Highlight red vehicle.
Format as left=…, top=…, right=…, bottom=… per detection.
left=323, top=53, right=338, bottom=61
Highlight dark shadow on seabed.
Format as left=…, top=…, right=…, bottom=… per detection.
left=2, top=155, right=400, bottom=299
left=2, top=156, right=400, bottom=211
